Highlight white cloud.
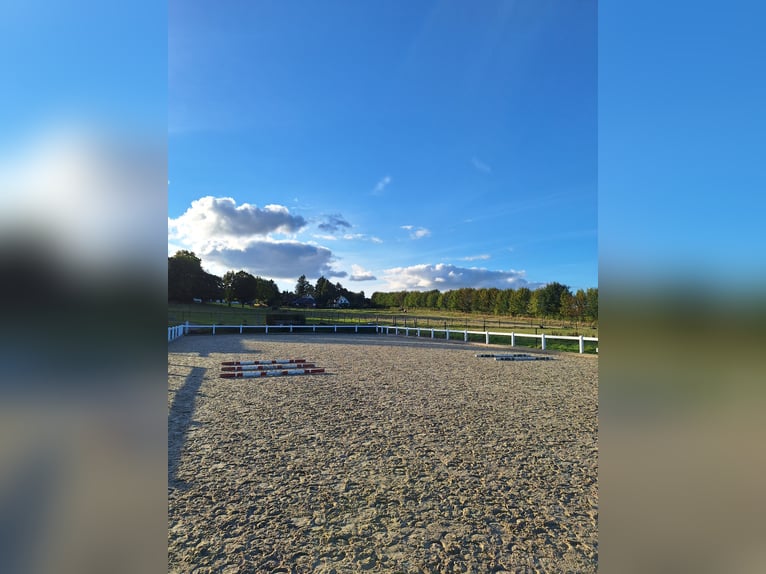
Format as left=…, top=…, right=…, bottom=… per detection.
left=459, top=254, right=491, bottom=261
left=201, top=240, right=341, bottom=280
left=349, top=264, right=377, bottom=282
left=471, top=157, right=492, bottom=174
left=168, top=196, right=306, bottom=253
left=401, top=225, right=431, bottom=239
left=342, top=233, right=383, bottom=243
left=382, top=263, right=536, bottom=291
left=168, top=196, right=353, bottom=281
left=372, top=175, right=392, bottom=195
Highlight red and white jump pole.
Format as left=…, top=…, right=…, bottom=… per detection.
left=220, top=368, right=325, bottom=378
left=221, top=359, right=307, bottom=366
left=221, top=363, right=315, bottom=372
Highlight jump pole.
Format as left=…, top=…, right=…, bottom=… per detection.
left=221, top=363, right=315, bottom=372
left=221, top=359, right=308, bottom=366
left=220, top=368, right=325, bottom=379
left=475, top=353, right=533, bottom=358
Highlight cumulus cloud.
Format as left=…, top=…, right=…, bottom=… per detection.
left=168, top=196, right=306, bottom=252
left=317, top=214, right=351, bottom=233
left=372, top=175, right=392, bottom=195
left=349, top=264, right=377, bottom=282
left=167, top=196, right=353, bottom=281
left=201, top=240, right=342, bottom=280
left=401, top=225, right=431, bottom=240
left=382, top=263, right=536, bottom=291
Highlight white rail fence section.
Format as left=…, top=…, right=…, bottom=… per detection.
left=168, top=321, right=598, bottom=353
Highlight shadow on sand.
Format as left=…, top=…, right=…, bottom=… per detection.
left=168, top=366, right=205, bottom=490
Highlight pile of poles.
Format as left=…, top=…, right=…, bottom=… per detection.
left=475, top=353, right=552, bottom=361
left=220, top=358, right=325, bottom=378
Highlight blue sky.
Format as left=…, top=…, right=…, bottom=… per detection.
left=169, top=0, right=597, bottom=294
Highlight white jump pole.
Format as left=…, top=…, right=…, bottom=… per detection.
left=222, top=359, right=308, bottom=365
left=221, top=363, right=315, bottom=372
left=221, top=367, right=325, bottom=379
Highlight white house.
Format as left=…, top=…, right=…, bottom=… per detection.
left=333, top=295, right=350, bottom=308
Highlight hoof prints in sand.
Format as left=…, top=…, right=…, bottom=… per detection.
left=168, top=335, right=598, bottom=573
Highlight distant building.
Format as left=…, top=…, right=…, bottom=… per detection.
left=291, top=294, right=316, bottom=308
left=333, top=295, right=350, bottom=308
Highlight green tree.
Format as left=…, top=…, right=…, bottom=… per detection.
left=573, top=289, right=588, bottom=323
left=404, top=290, right=425, bottom=309
left=585, top=287, right=598, bottom=321
left=528, top=289, right=541, bottom=317
left=425, top=289, right=440, bottom=309
left=560, top=290, right=576, bottom=322
left=254, top=277, right=281, bottom=306
left=493, top=289, right=510, bottom=315
left=509, top=287, right=531, bottom=316
left=222, top=270, right=236, bottom=305
left=535, top=282, right=570, bottom=318
left=231, top=270, right=257, bottom=306
left=295, top=274, right=313, bottom=297
left=314, top=276, right=338, bottom=307
left=168, top=250, right=222, bottom=302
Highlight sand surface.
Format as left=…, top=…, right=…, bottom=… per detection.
left=168, top=334, right=598, bottom=573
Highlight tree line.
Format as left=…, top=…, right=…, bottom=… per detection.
left=168, top=251, right=368, bottom=308
left=169, top=250, right=598, bottom=321
left=370, top=283, right=598, bottom=322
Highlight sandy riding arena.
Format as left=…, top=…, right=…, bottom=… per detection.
left=168, top=334, right=598, bottom=573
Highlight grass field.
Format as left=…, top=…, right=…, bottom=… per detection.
left=169, top=302, right=598, bottom=343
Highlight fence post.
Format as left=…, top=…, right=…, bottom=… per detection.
left=446, top=329, right=449, bottom=341
left=355, top=325, right=358, bottom=333
left=265, top=325, right=269, bottom=334
left=185, top=320, right=189, bottom=335
left=290, top=324, right=293, bottom=333
left=239, top=325, right=243, bottom=334
left=464, top=330, right=468, bottom=342
left=511, top=332, right=515, bottom=347
left=431, top=328, right=434, bottom=339
left=334, top=325, right=337, bottom=333
left=541, top=334, right=546, bottom=350
left=212, top=324, right=216, bottom=335
left=485, top=331, right=489, bottom=345
left=579, top=335, right=584, bottom=354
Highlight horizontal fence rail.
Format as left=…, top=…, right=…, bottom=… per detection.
left=168, top=321, right=598, bottom=353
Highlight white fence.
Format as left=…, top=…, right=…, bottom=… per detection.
left=168, top=321, right=189, bottom=342
left=168, top=322, right=598, bottom=353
